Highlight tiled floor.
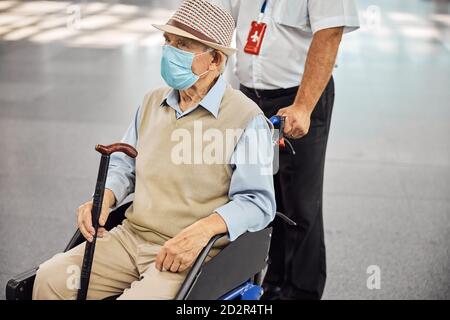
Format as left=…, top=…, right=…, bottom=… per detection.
left=0, top=0, right=449, bottom=299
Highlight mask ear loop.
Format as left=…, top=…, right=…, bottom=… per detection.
left=195, top=48, right=215, bottom=77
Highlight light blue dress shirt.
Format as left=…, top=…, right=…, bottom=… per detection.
left=105, top=76, right=276, bottom=241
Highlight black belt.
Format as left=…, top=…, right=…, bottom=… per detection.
left=240, top=84, right=299, bottom=99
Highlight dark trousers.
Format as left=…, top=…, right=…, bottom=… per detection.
left=240, top=77, right=335, bottom=299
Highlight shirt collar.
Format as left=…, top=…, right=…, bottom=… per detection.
left=160, top=75, right=226, bottom=119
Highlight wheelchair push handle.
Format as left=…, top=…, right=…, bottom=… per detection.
left=269, top=115, right=296, bottom=155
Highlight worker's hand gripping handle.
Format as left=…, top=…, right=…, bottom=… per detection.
left=269, top=115, right=296, bottom=155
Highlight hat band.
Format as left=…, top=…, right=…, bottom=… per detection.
left=167, top=19, right=220, bottom=46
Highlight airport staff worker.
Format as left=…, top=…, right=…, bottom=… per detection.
left=210, top=0, right=360, bottom=299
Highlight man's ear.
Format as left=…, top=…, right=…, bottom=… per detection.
left=210, top=50, right=224, bottom=71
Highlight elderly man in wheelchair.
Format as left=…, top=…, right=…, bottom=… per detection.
left=17, top=0, right=277, bottom=300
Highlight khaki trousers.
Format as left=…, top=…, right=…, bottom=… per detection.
left=32, top=221, right=189, bottom=300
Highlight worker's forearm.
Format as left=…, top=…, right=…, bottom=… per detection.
left=293, top=27, right=344, bottom=113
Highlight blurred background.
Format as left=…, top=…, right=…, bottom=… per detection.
left=0, top=0, right=449, bottom=299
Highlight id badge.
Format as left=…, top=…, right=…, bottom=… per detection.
left=244, top=21, right=267, bottom=55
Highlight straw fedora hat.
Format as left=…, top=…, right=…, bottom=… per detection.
left=152, top=0, right=236, bottom=56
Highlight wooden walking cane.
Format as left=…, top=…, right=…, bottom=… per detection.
left=77, top=142, right=138, bottom=300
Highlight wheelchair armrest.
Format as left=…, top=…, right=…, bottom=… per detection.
left=175, top=233, right=227, bottom=300
left=6, top=268, right=37, bottom=300
left=175, top=227, right=272, bottom=300
left=104, top=201, right=131, bottom=231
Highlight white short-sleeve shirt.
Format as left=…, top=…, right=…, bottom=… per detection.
left=210, top=0, right=360, bottom=89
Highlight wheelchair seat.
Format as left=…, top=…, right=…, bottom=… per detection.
left=6, top=201, right=272, bottom=300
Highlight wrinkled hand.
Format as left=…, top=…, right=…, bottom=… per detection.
left=277, top=104, right=312, bottom=139
left=155, top=219, right=215, bottom=273
left=76, top=189, right=116, bottom=242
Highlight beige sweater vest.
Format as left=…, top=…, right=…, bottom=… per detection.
left=123, top=85, right=262, bottom=248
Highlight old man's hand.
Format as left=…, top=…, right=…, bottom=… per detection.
left=155, top=213, right=227, bottom=273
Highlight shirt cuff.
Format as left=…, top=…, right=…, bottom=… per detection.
left=214, top=201, right=248, bottom=241
left=311, top=15, right=360, bottom=34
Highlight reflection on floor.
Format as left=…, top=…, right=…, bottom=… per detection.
left=0, top=0, right=175, bottom=48
left=0, top=0, right=449, bottom=299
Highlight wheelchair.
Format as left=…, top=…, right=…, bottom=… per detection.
left=5, top=201, right=272, bottom=300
